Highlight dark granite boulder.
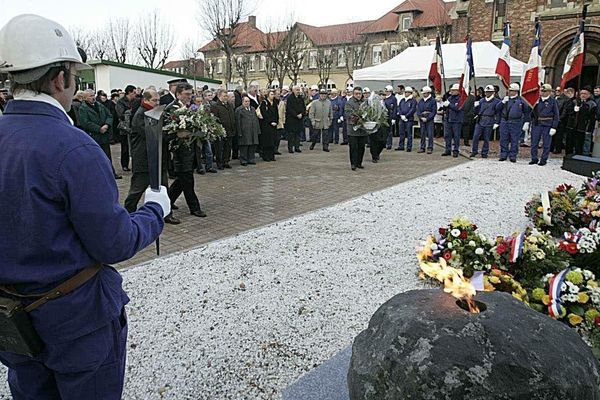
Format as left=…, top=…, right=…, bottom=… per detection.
left=348, top=289, right=600, bottom=400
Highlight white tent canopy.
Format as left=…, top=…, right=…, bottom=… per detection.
left=353, top=41, right=526, bottom=92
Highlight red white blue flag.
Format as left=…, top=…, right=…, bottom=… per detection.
left=521, top=21, right=542, bottom=108
left=458, top=37, right=474, bottom=108
left=548, top=269, right=569, bottom=319
left=495, top=23, right=511, bottom=89
left=560, top=7, right=587, bottom=89
left=428, top=35, right=444, bottom=94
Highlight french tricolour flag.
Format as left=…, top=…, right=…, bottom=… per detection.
left=495, top=23, right=511, bottom=89
left=458, top=37, right=474, bottom=108
left=428, top=35, right=444, bottom=93
left=560, top=10, right=586, bottom=89
left=521, top=22, right=542, bottom=108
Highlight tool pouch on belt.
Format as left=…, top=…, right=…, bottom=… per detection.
left=0, top=263, right=102, bottom=357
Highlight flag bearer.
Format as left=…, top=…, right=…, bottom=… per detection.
left=499, top=82, right=531, bottom=162
left=416, top=86, right=436, bottom=154
left=529, top=84, right=560, bottom=166
left=470, top=85, right=502, bottom=158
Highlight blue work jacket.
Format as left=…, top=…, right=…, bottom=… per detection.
left=416, top=96, right=437, bottom=123
left=474, top=97, right=502, bottom=127
left=532, top=96, right=560, bottom=128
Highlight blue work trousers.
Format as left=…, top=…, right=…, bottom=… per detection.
left=386, top=121, right=395, bottom=148
left=472, top=124, right=494, bottom=157
left=531, top=125, right=551, bottom=162
left=398, top=120, right=413, bottom=150
left=420, top=121, right=434, bottom=151
left=329, top=119, right=340, bottom=144
left=444, top=122, right=462, bottom=154
left=500, top=121, right=521, bottom=160
left=0, top=310, right=127, bottom=400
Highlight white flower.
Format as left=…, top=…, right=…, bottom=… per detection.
left=468, top=240, right=476, bottom=247
left=475, top=248, right=484, bottom=255
left=447, top=242, right=453, bottom=249
left=451, top=229, right=461, bottom=238
left=430, top=244, right=438, bottom=251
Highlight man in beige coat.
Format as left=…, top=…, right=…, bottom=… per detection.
left=308, top=89, right=333, bottom=151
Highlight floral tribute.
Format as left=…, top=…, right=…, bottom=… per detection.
left=350, top=95, right=389, bottom=134
left=163, top=106, right=226, bottom=148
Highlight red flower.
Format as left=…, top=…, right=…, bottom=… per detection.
left=496, top=243, right=508, bottom=255
left=561, top=242, right=579, bottom=255
left=443, top=251, right=452, bottom=261
left=472, top=224, right=478, bottom=230
left=595, top=316, right=600, bottom=328
left=439, top=228, right=447, bottom=235
left=460, top=231, right=468, bottom=240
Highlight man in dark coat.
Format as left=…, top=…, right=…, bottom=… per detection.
left=211, top=89, right=236, bottom=169
left=165, top=83, right=206, bottom=217
left=235, top=96, right=261, bottom=165
left=345, top=87, right=368, bottom=170
left=232, top=87, right=243, bottom=159
left=552, top=86, right=570, bottom=154
left=79, top=89, right=121, bottom=179
left=160, top=78, right=187, bottom=105
left=285, top=85, right=305, bottom=153
left=115, top=85, right=136, bottom=171
left=258, top=90, right=279, bottom=161
left=564, top=86, right=597, bottom=156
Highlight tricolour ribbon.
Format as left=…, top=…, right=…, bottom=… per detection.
left=548, top=268, right=569, bottom=318
left=509, top=233, right=525, bottom=263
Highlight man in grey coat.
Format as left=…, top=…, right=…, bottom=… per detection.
left=309, top=89, right=333, bottom=151
left=235, top=96, right=261, bottom=166
left=345, top=87, right=368, bottom=170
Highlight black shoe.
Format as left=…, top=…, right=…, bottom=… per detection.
left=232, top=156, right=239, bottom=160
left=481, top=154, right=488, bottom=158
left=217, top=165, right=224, bottom=170
left=417, top=149, right=425, bottom=153
left=196, top=169, right=206, bottom=175
left=386, top=146, right=392, bottom=150
left=372, top=159, right=378, bottom=163
left=323, top=148, right=330, bottom=152
left=464, top=141, right=470, bottom=146
left=248, top=161, right=256, bottom=165
left=427, top=150, right=433, bottom=154
left=295, top=148, right=302, bottom=153
left=452, top=153, right=458, bottom=158
left=309, top=143, right=315, bottom=150
left=529, top=160, right=538, bottom=165
left=357, top=165, right=364, bottom=169
left=499, top=158, right=506, bottom=162
left=171, top=203, right=179, bottom=210
left=469, top=153, right=477, bottom=158
left=538, top=160, right=547, bottom=166
left=208, top=168, right=218, bottom=173
left=510, top=159, right=517, bottom=163
left=351, top=165, right=357, bottom=171
left=191, top=210, right=207, bottom=218
left=441, top=152, right=451, bottom=156
left=114, top=174, right=122, bottom=179
left=341, top=142, right=349, bottom=146
left=289, top=149, right=294, bottom=153
left=264, top=159, right=272, bottom=162
left=274, top=151, right=282, bottom=155
left=122, top=167, right=131, bottom=172
left=164, top=215, right=181, bottom=224
left=406, top=149, right=412, bottom=152
left=395, top=147, right=404, bottom=151
left=241, top=162, right=248, bottom=166
left=224, top=164, right=232, bottom=169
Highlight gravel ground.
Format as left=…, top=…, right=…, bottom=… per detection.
left=0, top=159, right=585, bottom=399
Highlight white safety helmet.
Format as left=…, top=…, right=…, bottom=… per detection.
left=363, top=87, right=371, bottom=93
left=385, top=85, right=394, bottom=92
left=282, top=85, right=290, bottom=91
left=404, top=86, right=413, bottom=93
left=484, top=85, right=495, bottom=92
left=422, top=86, right=432, bottom=93
left=508, top=82, right=520, bottom=91
left=310, top=84, right=319, bottom=90
left=0, top=15, right=90, bottom=83
left=450, top=83, right=460, bottom=91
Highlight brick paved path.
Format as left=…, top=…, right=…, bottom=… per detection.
left=112, top=139, right=466, bottom=268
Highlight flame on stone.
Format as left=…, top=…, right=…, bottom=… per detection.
left=418, top=237, right=480, bottom=313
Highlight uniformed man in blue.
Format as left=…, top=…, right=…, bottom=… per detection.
left=396, top=86, right=417, bottom=152
left=499, top=82, right=531, bottom=162
left=329, top=89, right=344, bottom=144
left=530, top=84, right=560, bottom=166
left=442, top=83, right=464, bottom=157
left=0, top=15, right=170, bottom=399
left=383, top=85, right=397, bottom=150
left=416, top=86, right=436, bottom=154
left=470, top=85, right=502, bottom=158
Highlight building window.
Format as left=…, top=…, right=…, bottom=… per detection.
left=299, top=51, right=305, bottom=69
left=260, top=55, right=266, bottom=71
left=550, top=0, right=565, bottom=7
left=493, top=0, right=507, bottom=31
left=309, top=50, right=317, bottom=69
left=354, top=46, right=363, bottom=66
left=338, top=48, right=346, bottom=67
left=216, top=59, right=223, bottom=74
left=401, top=15, right=412, bottom=32
left=390, top=44, right=402, bottom=58
left=372, top=45, right=382, bottom=65
left=250, top=55, right=256, bottom=71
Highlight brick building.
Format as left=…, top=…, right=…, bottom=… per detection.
left=163, top=59, right=205, bottom=78
left=451, top=0, right=600, bottom=88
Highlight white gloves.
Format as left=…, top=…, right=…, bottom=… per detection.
left=502, top=96, right=509, bottom=104
left=400, top=115, right=408, bottom=122
left=340, top=116, right=344, bottom=122
left=522, top=122, right=530, bottom=132
left=391, top=119, right=396, bottom=125
left=337, top=118, right=342, bottom=124
left=144, top=186, right=171, bottom=217
left=574, top=105, right=580, bottom=113
left=493, top=123, right=499, bottom=130
left=474, top=101, right=480, bottom=107
left=549, top=128, right=557, bottom=136
left=442, top=100, right=450, bottom=107
left=421, top=117, right=427, bottom=123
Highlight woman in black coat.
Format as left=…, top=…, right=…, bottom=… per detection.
left=259, top=90, right=279, bottom=161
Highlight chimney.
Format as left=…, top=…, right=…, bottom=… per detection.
left=248, top=15, right=256, bottom=28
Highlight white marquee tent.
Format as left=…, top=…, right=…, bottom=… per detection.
left=353, top=41, right=527, bottom=93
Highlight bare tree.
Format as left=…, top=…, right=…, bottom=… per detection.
left=134, top=10, right=175, bottom=69
left=284, top=27, right=308, bottom=85
left=180, top=37, right=203, bottom=60
left=107, top=18, right=131, bottom=63
left=234, top=55, right=252, bottom=89
left=69, top=26, right=92, bottom=55
left=316, top=48, right=334, bottom=88
left=197, top=0, right=254, bottom=85
left=405, top=29, right=424, bottom=47
left=342, top=43, right=368, bottom=81
left=205, top=59, right=217, bottom=79
left=89, top=28, right=112, bottom=61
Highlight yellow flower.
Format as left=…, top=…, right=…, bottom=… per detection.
left=568, top=314, right=583, bottom=326
left=578, top=293, right=590, bottom=304
left=542, top=295, right=550, bottom=305
left=489, top=276, right=500, bottom=284
left=588, top=281, right=598, bottom=288
left=536, top=206, right=544, bottom=213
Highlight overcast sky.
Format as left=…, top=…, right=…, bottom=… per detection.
left=1, top=0, right=402, bottom=60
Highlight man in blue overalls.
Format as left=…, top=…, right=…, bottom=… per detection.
left=0, top=15, right=170, bottom=399
left=499, top=82, right=531, bottom=162
left=396, top=86, right=417, bottom=152
left=530, top=84, right=560, bottom=166
left=383, top=85, right=397, bottom=150
left=329, top=89, right=344, bottom=144
left=442, top=84, right=464, bottom=157
left=416, top=86, right=436, bottom=154
left=470, top=85, right=502, bottom=158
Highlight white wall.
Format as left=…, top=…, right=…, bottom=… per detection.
left=93, top=64, right=221, bottom=92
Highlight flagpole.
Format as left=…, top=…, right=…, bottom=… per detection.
left=439, top=33, right=447, bottom=94
left=576, top=3, right=588, bottom=91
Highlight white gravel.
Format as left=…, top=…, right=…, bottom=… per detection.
left=0, top=159, right=585, bottom=399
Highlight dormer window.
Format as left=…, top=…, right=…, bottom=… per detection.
left=401, top=15, right=412, bottom=31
